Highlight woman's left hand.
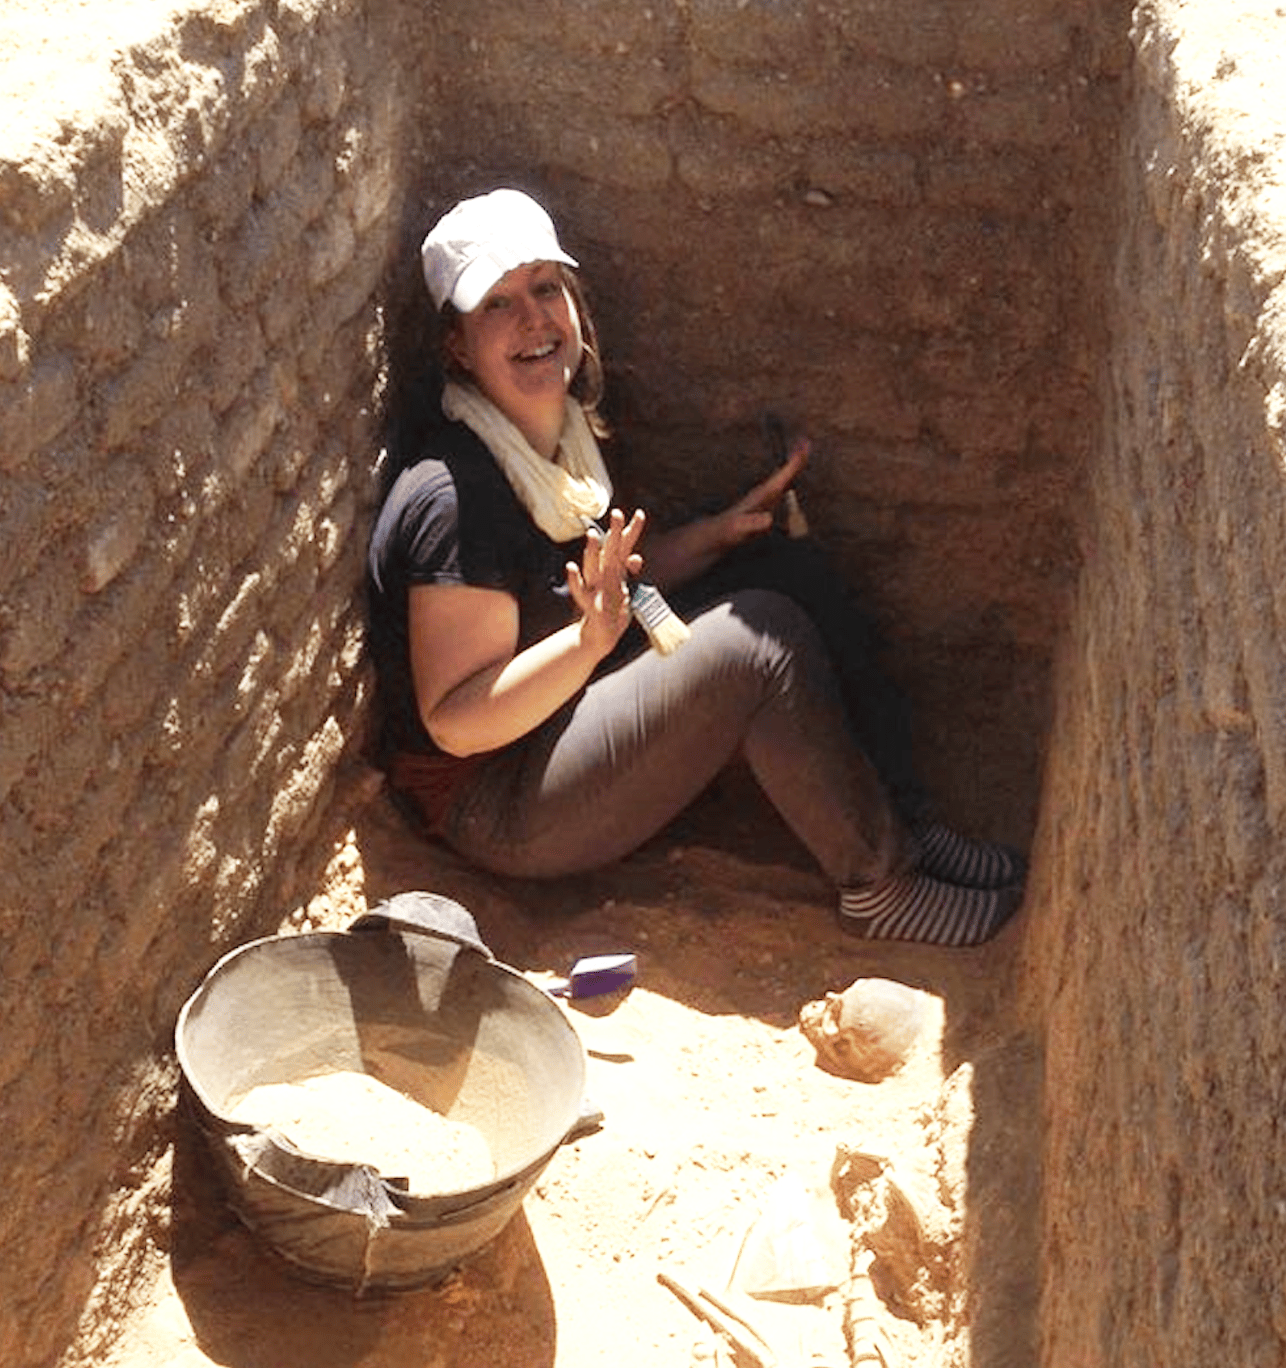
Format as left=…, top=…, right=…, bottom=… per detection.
left=711, top=434, right=811, bottom=551
left=640, top=436, right=812, bottom=590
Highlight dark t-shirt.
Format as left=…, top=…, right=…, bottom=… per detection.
left=366, top=420, right=582, bottom=759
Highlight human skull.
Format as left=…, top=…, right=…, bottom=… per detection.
left=798, top=978, right=933, bottom=1082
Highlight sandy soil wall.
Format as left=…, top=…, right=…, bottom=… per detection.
left=0, top=0, right=1127, bottom=1364
left=1024, top=3, right=1286, bottom=1363
left=0, top=4, right=404, bottom=1364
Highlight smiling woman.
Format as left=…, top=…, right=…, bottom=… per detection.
left=446, top=261, right=585, bottom=458
left=365, top=188, right=1027, bottom=947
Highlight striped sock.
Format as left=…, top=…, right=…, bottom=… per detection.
left=839, top=871, right=1022, bottom=947
left=911, top=821, right=1026, bottom=890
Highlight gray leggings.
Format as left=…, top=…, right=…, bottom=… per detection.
left=441, top=588, right=907, bottom=887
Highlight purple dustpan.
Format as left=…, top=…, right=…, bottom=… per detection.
left=549, top=953, right=637, bottom=999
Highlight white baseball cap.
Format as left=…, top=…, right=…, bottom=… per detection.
left=420, top=188, right=579, bottom=313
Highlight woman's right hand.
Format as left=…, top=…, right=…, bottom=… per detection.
left=408, top=507, right=647, bottom=757
left=565, top=507, right=646, bottom=657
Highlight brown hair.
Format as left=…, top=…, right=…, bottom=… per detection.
left=438, top=264, right=609, bottom=438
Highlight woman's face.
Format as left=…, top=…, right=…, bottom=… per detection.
left=449, top=260, right=584, bottom=448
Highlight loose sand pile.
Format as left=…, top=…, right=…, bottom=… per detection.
left=226, top=1071, right=496, bottom=1195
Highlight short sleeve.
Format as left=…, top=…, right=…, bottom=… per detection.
left=399, top=465, right=465, bottom=587
left=368, top=459, right=465, bottom=596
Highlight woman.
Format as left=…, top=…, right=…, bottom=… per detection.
left=367, top=188, right=1024, bottom=946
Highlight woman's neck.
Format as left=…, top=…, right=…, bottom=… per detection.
left=519, top=404, right=566, bottom=460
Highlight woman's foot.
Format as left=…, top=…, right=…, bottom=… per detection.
left=839, top=869, right=1022, bottom=947
left=910, top=820, right=1026, bottom=890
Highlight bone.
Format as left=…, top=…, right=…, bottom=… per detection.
left=798, top=978, right=934, bottom=1082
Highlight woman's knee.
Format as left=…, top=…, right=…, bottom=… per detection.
left=690, top=588, right=830, bottom=679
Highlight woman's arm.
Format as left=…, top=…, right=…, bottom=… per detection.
left=642, top=437, right=810, bottom=590
left=409, top=509, right=644, bottom=756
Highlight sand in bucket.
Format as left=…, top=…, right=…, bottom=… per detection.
left=227, top=1070, right=496, bottom=1194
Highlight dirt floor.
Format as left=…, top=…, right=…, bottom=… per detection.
left=105, top=772, right=1041, bottom=1368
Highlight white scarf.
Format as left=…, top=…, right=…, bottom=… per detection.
left=441, top=381, right=612, bottom=543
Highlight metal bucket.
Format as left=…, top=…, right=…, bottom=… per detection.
left=175, top=892, right=593, bottom=1293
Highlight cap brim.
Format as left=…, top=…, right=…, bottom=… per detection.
left=452, top=246, right=579, bottom=313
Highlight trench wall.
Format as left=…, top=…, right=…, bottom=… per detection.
left=1024, top=3, right=1286, bottom=1363
left=0, top=4, right=407, bottom=1364
left=0, top=0, right=1128, bottom=1365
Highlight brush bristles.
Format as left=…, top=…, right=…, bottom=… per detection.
left=627, top=580, right=690, bottom=655
left=783, top=490, right=809, bottom=539
left=642, top=611, right=691, bottom=655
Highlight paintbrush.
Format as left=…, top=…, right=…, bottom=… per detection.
left=762, top=412, right=809, bottom=539
left=588, top=519, right=690, bottom=655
